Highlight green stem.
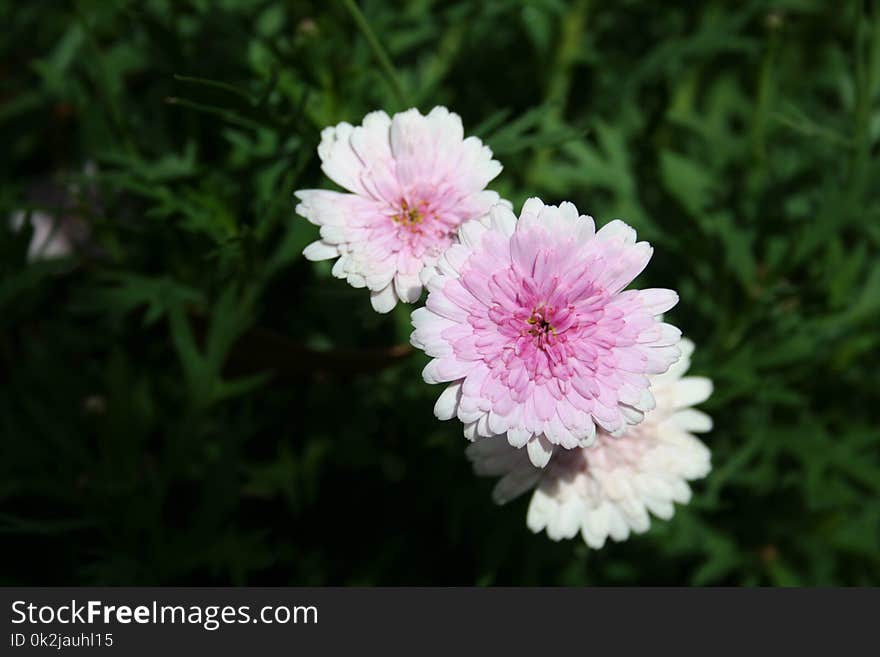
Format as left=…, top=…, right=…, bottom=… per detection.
left=752, top=26, right=778, bottom=164
left=173, top=75, right=254, bottom=103
left=544, top=0, right=590, bottom=112
left=849, top=0, right=878, bottom=203
left=341, top=0, right=408, bottom=108
left=415, top=23, right=465, bottom=104
left=164, top=97, right=267, bottom=131
left=528, top=0, right=589, bottom=185
left=76, top=9, right=138, bottom=156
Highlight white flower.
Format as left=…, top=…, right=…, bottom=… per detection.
left=466, top=338, right=713, bottom=548
left=9, top=161, right=96, bottom=262
left=295, top=106, right=502, bottom=313
left=9, top=211, right=75, bottom=261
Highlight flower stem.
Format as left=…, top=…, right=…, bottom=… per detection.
left=849, top=2, right=879, bottom=205
left=341, top=0, right=408, bottom=108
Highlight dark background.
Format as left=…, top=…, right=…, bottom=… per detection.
left=1, top=0, right=878, bottom=585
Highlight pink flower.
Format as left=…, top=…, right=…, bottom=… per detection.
left=466, top=339, right=713, bottom=548
left=411, top=198, right=682, bottom=467
left=295, top=107, right=502, bottom=313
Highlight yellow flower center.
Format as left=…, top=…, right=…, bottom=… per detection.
left=393, top=200, right=424, bottom=230
left=526, top=308, right=554, bottom=336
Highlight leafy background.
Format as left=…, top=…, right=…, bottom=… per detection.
left=1, top=0, right=878, bottom=585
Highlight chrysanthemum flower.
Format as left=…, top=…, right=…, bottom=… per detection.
left=9, top=211, right=74, bottom=261
left=411, top=198, right=681, bottom=467
left=466, top=339, right=712, bottom=548
left=295, top=107, right=502, bottom=313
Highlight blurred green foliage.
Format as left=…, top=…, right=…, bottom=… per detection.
left=1, top=0, right=878, bottom=585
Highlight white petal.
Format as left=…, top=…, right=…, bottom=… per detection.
left=606, top=505, right=631, bottom=542
left=557, top=201, right=580, bottom=224
left=678, top=338, right=696, bottom=361
left=394, top=272, right=422, bottom=304
left=439, top=244, right=471, bottom=275
left=673, top=376, right=713, bottom=408
left=302, top=240, right=338, bottom=261
left=319, top=225, right=346, bottom=244
left=369, top=284, right=398, bottom=313
left=671, top=409, right=713, bottom=433
left=577, top=421, right=597, bottom=447
left=622, top=500, right=651, bottom=534
left=433, top=383, right=462, bottom=421
left=317, top=122, right=367, bottom=194
left=595, top=219, right=637, bottom=244
left=349, top=110, right=392, bottom=164
left=422, top=358, right=474, bottom=384
left=489, top=202, right=517, bottom=237
left=487, top=411, right=509, bottom=435
left=331, top=256, right=349, bottom=278
left=365, top=269, right=396, bottom=291
left=419, top=265, right=438, bottom=287
left=426, top=105, right=464, bottom=142
left=636, top=387, right=656, bottom=412
left=526, top=491, right=553, bottom=533
left=519, top=197, right=546, bottom=224
left=581, top=507, right=610, bottom=549
left=670, top=479, right=692, bottom=504
left=620, top=405, right=645, bottom=425
left=507, top=427, right=532, bottom=448
left=639, top=288, right=679, bottom=315
left=576, top=214, right=596, bottom=242
left=659, top=337, right=694, bottom=380
left=645, top=496, right=675, bottom=520
left=526, top=434, right=554, bottom=468
left=549, top=500, right=582, bottom=540
left=458, top=218, right=488, bottom=248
